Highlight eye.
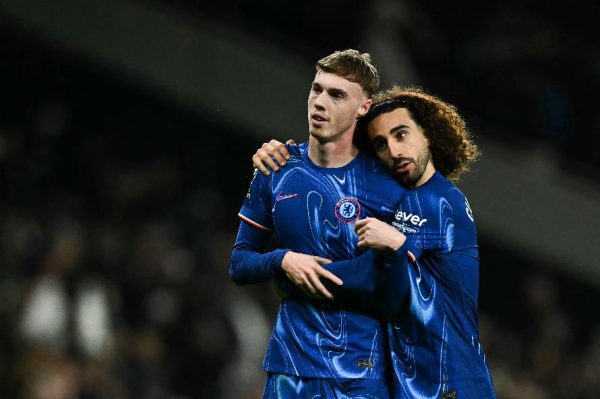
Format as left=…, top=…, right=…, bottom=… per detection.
left=371, top=137, right=387, bottom=152
left=394, top=130, right=407, bottom=140
left=329, top=90, right=345, bottom=99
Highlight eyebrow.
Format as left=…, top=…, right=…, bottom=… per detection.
left=389, top=124, right=409, bottom=134
left=328, top=88, right=347, bottom=97
left=311, top=82, right=348, bottom=97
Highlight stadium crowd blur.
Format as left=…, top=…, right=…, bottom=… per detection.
left=1, top=1, right=599, bottom=398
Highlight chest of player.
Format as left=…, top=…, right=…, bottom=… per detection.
left=268, top=168, right=371, bottom=254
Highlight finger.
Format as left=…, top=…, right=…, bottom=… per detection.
left=308, top=273, right=334, bottom=300
left=252, top=156, right=270, bottom=176
left=285, top=139, right=297, bottom=146
left=313, top=256, right=332, bottom=265
left=257, top=148, right=280, bottom=171
left=354, top=218, right=368, bottom=232
left=270, top=148, right=288, bottom=166
left=266, top=141, right=290, bottom=162
left=269, top=139, right=285, bottom=147
left=355, top=224, right=369, bottom=237
left=356, top=236, right=369, bottom=250
left=262, top=143, right=286, bottom=166
left=318, top=269, right=343, bottom=286
left=300, top=276, right=318, bottom=296
left=277, top=142, right=291, bottom=160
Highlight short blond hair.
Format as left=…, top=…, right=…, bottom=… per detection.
left=317, top=49, right=380, bottom=98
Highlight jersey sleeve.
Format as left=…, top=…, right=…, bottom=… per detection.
left=322, top=245, right=415, bottom=318
left=378, top=242, right=418, bottom=319
left=238, top=168, right=274, bottom=231
left=229, top=215, right=288, bottom=285
left=230, top=169, right=288, bottom=285
left=273, top=249, right=382, bottom=299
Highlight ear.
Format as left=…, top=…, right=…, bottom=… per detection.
left=357, top=98, right=372, bottom=118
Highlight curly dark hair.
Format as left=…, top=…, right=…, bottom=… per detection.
left=356, top=85, right=480, bottom=181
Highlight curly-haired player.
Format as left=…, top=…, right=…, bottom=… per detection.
left=355, top=85, right=480, bottom=183
left=252, top=85, right=496, bottom=398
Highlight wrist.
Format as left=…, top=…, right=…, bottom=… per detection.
left=388, top=235, right=406, bottom=251
left=276, top=249, right=291, bottom=276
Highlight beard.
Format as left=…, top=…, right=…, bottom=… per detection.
left=395, top=147, right=431, bottom=188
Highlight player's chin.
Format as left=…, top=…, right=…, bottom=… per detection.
left=397, top=171, right=419, bottom=187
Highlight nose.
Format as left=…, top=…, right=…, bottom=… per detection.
left=389, top=140, right=405, bottom=159
left=312, top=92, right=327, bottom=110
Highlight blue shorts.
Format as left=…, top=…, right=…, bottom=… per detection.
left=263, top=372, right=390, bottom=399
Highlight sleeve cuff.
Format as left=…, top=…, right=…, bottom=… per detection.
left=384, top=242, right=421, bottom=267
left=271, top=249, right=290, bottom=277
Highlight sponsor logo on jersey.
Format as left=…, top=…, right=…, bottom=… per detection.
left=334, top=198, right=361, bottom=223
left=393, top=210, right=427, bottom=234
left=392, top=221, right=418, bottom=234
left=275, top=192, right=298, bottom=202
left=357, top=359, right=375, bottom=369
left=395, top=210, right=428, bottom=226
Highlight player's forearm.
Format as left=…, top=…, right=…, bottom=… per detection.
left=322, top=250, right=383, bottom=296
left=379, top=243, right=421, bottom=319
left=230, top=245, right=288, bottom=285
left=229, top=222, right=288, bottom=285
left=273, top=250, right=382, bottom=298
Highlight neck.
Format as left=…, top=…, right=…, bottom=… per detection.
left=307, top=132, right=358, bottom=167
left=414, top=161, right=436, bottom=188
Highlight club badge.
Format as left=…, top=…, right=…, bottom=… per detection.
left=334, top=198, right=361, bottom=223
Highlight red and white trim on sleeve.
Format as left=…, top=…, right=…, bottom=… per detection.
left=238, top=213, right=272, bottom=232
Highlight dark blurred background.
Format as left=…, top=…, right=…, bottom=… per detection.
left=0, top=1, right=599, bottom=398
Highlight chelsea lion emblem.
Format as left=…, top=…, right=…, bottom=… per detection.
left=334, top=198, right=361, bottom=223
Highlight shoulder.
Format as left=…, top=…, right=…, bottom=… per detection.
left=418, top=174, right=462, bottom=206
left=358, top=152, right=407, bottom=196
left=285, top=142, right=306, bottom=162
left=425, top=174, right=476, bottom=225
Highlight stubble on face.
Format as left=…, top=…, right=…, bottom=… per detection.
left=393, top=145, right=431, bottom=188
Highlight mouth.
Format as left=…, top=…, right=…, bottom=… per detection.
left=310, top=113, right=328, bottom=127
left=394, top=160, right=413, bottom=174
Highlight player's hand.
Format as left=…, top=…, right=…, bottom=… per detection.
left=281, top=251, right=341, bottom=300
left=252, top=139, right=296, bottom=176
left=355, top=217, right=406, bottom=251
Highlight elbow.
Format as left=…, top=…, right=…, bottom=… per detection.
left=228, top=253, right=246, bottom=285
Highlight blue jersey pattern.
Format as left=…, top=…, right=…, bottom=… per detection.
left=389, top=172, right=495, bottom=398
left=239, top=143, right=405, bottom=380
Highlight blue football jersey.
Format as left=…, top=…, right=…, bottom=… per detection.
left=388, top=172, right=495, bottom=398
left=237, top=142, right=405, bottom=380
